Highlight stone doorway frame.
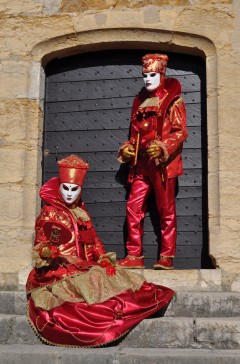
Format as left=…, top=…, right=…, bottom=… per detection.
left=29, top=28, right=218, bottom=268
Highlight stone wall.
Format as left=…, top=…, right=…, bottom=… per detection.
left=0, top=0, right=240, bottom=288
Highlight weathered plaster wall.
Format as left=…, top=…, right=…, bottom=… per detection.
left=0, top=0, right=239, bottom=288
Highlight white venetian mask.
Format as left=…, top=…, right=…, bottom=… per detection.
left=143, top=72, right=161, bottom=91
left=60, top=183, right=81, bottom=205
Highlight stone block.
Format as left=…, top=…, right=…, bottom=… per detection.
left=0, top=182, right=39, bottom=226
left=0, top=344, right=119, bottom=364
left=0, top=227, right=33, bottom=275
left=143, top=269, right=222, bottom=291
left=200, top=269, right=222, bottom=290
left=0, top=315, right=12, bottom=343
left=11, top=316, right=41, bottom=345
left=0, top=273, right=19, bottom=291
left=194, top=317, right=240, bottom=350
left=14, top=292, right=28, bottom=315
left=1, top=346, right=240, bottom=364
left=0, top=344, right=59, bottom=364
left=171, top=292, right=240, bottom=317
left=174, top=7, right=234, bottom=47
left=18, top=266, right=32, bottom=290
left=118, top=348, right=240, bottom=364
left=143, top=269, right=199, bottom=291
left=143, top=6, right=160, bottom=24
left=0, top=149, right=25, bottom=183
left=120, top=317, right=194, bottom=348
left=0, top=99, right=42, bottom=144
left=0, top=15, right=74, bottom=60
left=0, top=292, right=16, bottom=314
left=0, top=1, right=44, bottom=16
left=43, top=0, right=61, bottom=15
left=231, top=274, right=240, bottom=292
left=0, top=185, right=24, bottom=225
left=0, top=314, right=40, bottom=345
left=0, top=61, right=29, bottom=98
left=60, top=347, right=118, bottom=364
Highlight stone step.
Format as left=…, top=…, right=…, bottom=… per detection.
left=1, top=314, right=240, bottom=350
left=120, top=316, right=240, bottom=350
left=0, top=291, right=26, bottom=315
left=1, top=290, right=240, bottom=317
left=1, top=345, right=240, bottom=364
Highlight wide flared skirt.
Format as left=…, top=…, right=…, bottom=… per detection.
left=28, top=281, right=174, bottom=347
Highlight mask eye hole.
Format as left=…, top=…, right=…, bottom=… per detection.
left=62, top=184, right=69, bottom=191
left=72, top=186, right=79, bottom=192
left=150, top=73, right=156, bottom=77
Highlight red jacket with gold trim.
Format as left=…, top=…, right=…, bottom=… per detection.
left=119, top=78, right=188, bottom=182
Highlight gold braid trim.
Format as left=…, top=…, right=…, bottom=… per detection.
left=134, top=133, right=140, bottom=166
left=169, top=97, right=183, bottom=124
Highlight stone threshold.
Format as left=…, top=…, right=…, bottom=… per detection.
left=1, top=345, right=240, bottom=364
left=125, top=268, right=240, bottom=292
left=1, top=268, right=240, bottom=292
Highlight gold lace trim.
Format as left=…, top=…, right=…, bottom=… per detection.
left=30, top=266, right=144, bottom=310
left=57, top=201, right=90, bottom=222
left=66, top=206, right=90, bottom=222
left=139, top=96, right=159, bottom=108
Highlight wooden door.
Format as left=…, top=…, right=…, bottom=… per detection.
left=43, top=49, right=213, bottom=269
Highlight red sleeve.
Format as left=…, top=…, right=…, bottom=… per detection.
left=161, top=97, right=188, bottom=159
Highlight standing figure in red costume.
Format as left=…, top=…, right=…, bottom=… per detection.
left=117, top=54, right=188, bottom=270
left=26, top=154, right=174, bottom=348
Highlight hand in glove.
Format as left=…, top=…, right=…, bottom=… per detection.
left=147, top=141, right=163, bottom=159
left=122, top=144, right=136, bottom=159
left=39, top=245, right=60, bottom=259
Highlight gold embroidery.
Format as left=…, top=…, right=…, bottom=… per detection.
left=35, top=316, right=50, bottom=333
left=30, top=266, right=144, bottom=310
left=139, top=97, right=159, bottom=108
left=170, top=97, right=183, bottom=124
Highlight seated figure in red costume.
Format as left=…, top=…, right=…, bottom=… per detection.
left=117, top=54, right=188, bottom=270
left=26, top=154, right=174, bottom=348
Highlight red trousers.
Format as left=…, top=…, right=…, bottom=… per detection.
left=126, top=158, right=177, bottom=258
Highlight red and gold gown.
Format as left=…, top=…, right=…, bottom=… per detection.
left=26, top=177, right=174, bottom=347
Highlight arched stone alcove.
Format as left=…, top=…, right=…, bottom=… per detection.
left=27, top=28, right=218, bottom=270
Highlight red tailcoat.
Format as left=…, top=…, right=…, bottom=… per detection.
left=26, top=178, right=174, bottom=347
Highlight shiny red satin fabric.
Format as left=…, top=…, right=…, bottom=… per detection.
left=126, top=160, right=177, bottom=257
left=28, top=281, right=174, bottom=347
left=27, top=173, right=175, bottom=347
